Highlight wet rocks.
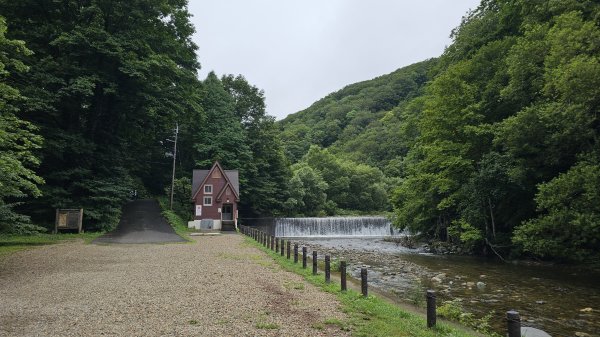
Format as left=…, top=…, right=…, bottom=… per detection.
left=431, top=273, right=447, bottom=283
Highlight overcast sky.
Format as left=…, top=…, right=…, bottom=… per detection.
left=188, top=0, right=481, bottom=120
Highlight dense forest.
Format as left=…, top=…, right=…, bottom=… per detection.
left=1, top=0, right=599, bottom=262
left=0, top=0, right=289, bottom=233
left=280, top=0, right=600, bottom=262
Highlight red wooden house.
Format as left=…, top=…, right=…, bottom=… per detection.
left=190, top=161, right=239, bottom=231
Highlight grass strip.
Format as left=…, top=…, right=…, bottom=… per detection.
left=0, top=232, right=103, bottom=258
left=243, top=235, right=479, bottom=337
left=156, top=196, right=193, bottom=241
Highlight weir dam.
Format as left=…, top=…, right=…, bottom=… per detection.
left=244, top=216, right=403, bottom=237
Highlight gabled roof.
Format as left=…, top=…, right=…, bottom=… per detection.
left=224, top=170, right=239, bottom=196
left=191, top=170, right=210, bottom=198
left=216, top=182, right=238, bottom=202
left=191, top=161, right=240, bottom=200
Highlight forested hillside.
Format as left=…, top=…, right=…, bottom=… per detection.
left=0, top=0, right=288, bottom=232
left=280, top=0, right=600, bottom=262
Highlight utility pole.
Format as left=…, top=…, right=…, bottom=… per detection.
left=169, top=122, right=179, bottom=210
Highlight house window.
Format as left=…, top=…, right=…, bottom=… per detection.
left=203, top=196, right=212, bottom=206
left=204, top=185, right=212, bottom=194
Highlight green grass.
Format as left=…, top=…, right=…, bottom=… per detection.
left=243, top=235, right=479, bottom=337
left=0, top=232, right=104, bottom=258
left=255, top=322, right=279, bottom=329
left=156, top=196, right=193, bottom=241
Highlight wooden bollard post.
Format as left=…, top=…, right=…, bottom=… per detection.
left=302, top=247, right=307, bottom=269
left=293, top=244, right=298, bottom=263
left=287, top=241, right=291, bottom=259
left=270, top=236, right=274, bottom=251
left=325, top=255, right=331, bottom=283
left=426, top=290, right=436, bottom=328
left=507, top=310, right=521, bottom=337
left=312, top=251, right=318, bottom=275
left=340, top=261, right=347, bottom=291
left=361, top=267, right=368, bottom=297
left=275, top=238, right=279, bottom=253
left=280, top=239, right=285, bottom=256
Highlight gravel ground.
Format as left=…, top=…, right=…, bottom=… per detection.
left=0, top=234, right=349, bottom=337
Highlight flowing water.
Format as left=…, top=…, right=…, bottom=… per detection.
left=275, top=217, right=402, bottom=237
left=260, top=217, right=600, bottom=337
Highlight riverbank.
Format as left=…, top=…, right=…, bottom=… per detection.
left=243, top=235, right=480, bottom=337
left=295, top=237, right=600, bottom=337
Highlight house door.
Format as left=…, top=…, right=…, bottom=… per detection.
left=222, top=204, right=233, bottom=221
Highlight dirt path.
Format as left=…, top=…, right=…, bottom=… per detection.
left=0, top=235, right=349, bottom=336
left=93, top=200, right=185, bottom=244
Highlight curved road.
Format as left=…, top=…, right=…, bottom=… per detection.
left=93, top=199, right=185, bottom=244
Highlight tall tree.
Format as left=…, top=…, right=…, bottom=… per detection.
left=1, top=0, right=202, bottom=230
left=194, top=72, right=251, bottom=170
left=222, top=74, right=290, bottom=217
left=0, top=16, right=44, bottom=233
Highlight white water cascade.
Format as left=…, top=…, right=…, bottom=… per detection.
left=274, top=217, right=400, bottom=237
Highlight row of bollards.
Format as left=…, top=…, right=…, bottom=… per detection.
left=239, top=225, right=526, bottom=336
left=240, top=225, right=364, bottom=297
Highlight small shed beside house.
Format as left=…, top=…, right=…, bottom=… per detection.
left=189, top=161, right=239, bottom=231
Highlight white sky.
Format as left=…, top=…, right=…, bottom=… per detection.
left=188, top=0, right=481, bottom=120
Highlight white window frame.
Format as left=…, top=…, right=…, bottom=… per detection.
left=203, top=196, right=212, bottom=206
left=204, top=184, right=213, bottom=194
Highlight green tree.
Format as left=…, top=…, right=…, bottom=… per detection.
left=1, top=0, right=202, bottom=230
left=194, top=72, right=251, bottom=170
left=222, top=74, right=290, bottom=217
left=513, top=159, right=600, bottom=261
left=285, top=164, right=328, bottom=216
left=0, top=16, right=44, bottom=233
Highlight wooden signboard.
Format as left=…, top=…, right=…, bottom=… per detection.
left=55, top=208, right=83, bottom=234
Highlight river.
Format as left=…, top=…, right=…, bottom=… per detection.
left=295, top=237, right=600, bottom=337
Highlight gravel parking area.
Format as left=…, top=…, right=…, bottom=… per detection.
left=0, top=234, right=349, bottom=336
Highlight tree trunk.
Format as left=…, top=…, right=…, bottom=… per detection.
left=488, top=198, right=496, bottom=240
